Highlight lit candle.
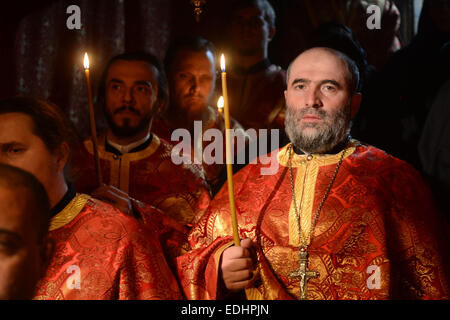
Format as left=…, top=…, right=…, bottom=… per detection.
left=217, top=96, right=224, bottom=116
left=220, top=54, right=240, bottom=247
left=83, top=52, right=102, bottom=187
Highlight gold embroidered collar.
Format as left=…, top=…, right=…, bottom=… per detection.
left=278, top=140, right=358, bottom=168
left=84, top=133, right=161, bottom=162
left=49, top=193, right=90, bottom=231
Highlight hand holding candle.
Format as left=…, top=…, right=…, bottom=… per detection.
left=220, top=54, right=240, bottom=247
left=83, top=53, right=102, bottom=187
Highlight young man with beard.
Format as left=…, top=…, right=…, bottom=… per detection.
left=71, top=52, right=211, bottom=226
left=0, top=97, right=182, bottom=299
left=152, top=36, right=249, bottom=193
left=176, top=47, right=450, bottom=300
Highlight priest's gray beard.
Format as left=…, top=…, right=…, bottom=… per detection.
left=285, top=103, right=351, bottom=154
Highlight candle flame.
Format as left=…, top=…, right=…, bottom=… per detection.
left=220, top=54, right=225, bottom=72
left=83, top=52, right=90, bottom=70
left=217, top=96, right=224, bottom=110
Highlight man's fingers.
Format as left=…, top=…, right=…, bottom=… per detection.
left=240, top=238, right=253, bottom=249
left=222, top=268, right=253, bottom=292
left=221, top=239, right=257, bottom=293
left=105, top=185, right=128, bottom=198
left=223, top=257, right=253, bottom=272
left=225, top=279, right=252, bottom=292
left=92, top=186, right=123, bottom=203
left=228, top=269, right=253, bottom=282
left=224, top=246, right=251, bottom=260
left=91, top=186, right=131, bottom=214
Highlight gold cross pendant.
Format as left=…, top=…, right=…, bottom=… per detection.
left=288, top=247, right=319, bottom=300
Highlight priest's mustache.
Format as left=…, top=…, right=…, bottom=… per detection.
left=114, top=106, right=141, bottom=116
left=299, top=107, right=328, bottom=120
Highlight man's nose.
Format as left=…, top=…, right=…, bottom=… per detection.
left=304, top=87, right=322, bottom=108
left=122, top=87, right=134, bottom=104
left=189, top=78, right=201, bottom=95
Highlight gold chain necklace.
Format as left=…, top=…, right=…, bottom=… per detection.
left=287, top=143, right=346, bottom=300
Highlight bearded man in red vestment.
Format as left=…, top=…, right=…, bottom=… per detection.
left=70, top=52, right=211, bottom=227
left=0, top=97, right=182, bottom=300
left=176, top=47, right=450, bottom=300
left=152, top=36, right=250, bottom=194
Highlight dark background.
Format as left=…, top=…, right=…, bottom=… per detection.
left=0, top=0, right=416, bottom=135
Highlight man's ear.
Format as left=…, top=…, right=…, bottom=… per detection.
left=55, top=142, right=70, bottom=173
left=350, top=93, right=362, bottom=119
left=268, top=26, right=276, bottom=41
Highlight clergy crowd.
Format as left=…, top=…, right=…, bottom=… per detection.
left=0, top=0, right=449, bottom=300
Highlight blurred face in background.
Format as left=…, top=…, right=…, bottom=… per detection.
left=168, top=49, right=216, bottom=119
left=0, top=186, right=48, bottom=300
left=230, top=6, right=274, bottom=56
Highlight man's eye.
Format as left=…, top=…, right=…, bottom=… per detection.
left=6, top=146, right=25, bottom=155
left=111, top=84, right=121, bottom=91
left=322, top=85, right=336, bottom=92
left=200, top=76, right=213, bottom=83
left=0, top=241, right=19, bottom=255
left=134, top=86, right=150, bottom=94
left=295, top=84, right=305, bottom=90
left=250, top=17, right=263, bottom=27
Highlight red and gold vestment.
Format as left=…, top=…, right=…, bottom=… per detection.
left=177, top=141, right=450, bottom=299
left=34, top=194, right=182, bottom=300
left=71, top=134, right=211, bottom=226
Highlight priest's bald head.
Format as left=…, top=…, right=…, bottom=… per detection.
left=0, top=164, right=52, bottom=299
left=284, top=47, right=362, bottom=154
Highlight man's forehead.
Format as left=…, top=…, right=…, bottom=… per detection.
left=0, top=113, right=34, bottom=136
left=289, top=50, right=347, bottom=84
left=0, top=193, right=35, bottom=243
left=0, top=187, right=29, bottom=229
left=172, top=50, right=215, bottom=72
left=107, top=60, right=158, bottom=82
left=0, top=114, right=40, bottom=150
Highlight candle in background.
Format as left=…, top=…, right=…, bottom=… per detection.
left=217, top=96, right=224, bottom=116
left=220, top=54, right=240, bottom=247
left=83, top=52, right=103, bottom=187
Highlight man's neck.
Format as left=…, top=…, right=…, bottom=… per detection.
left=294, top=136, right=351, bottom=156
left=164, top=105, right=207, bottom=131
left=49, top=177, right=69, bottom=210
left=106, top=125, right=151, bottom=146
left=233, top=50, right=267, bottom=70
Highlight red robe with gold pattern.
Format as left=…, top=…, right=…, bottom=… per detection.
left=34, top=194, right=182, bottom=300
left=176, top=141, right=450, bottom=300
left=70, top=134, right=211, bottom=226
